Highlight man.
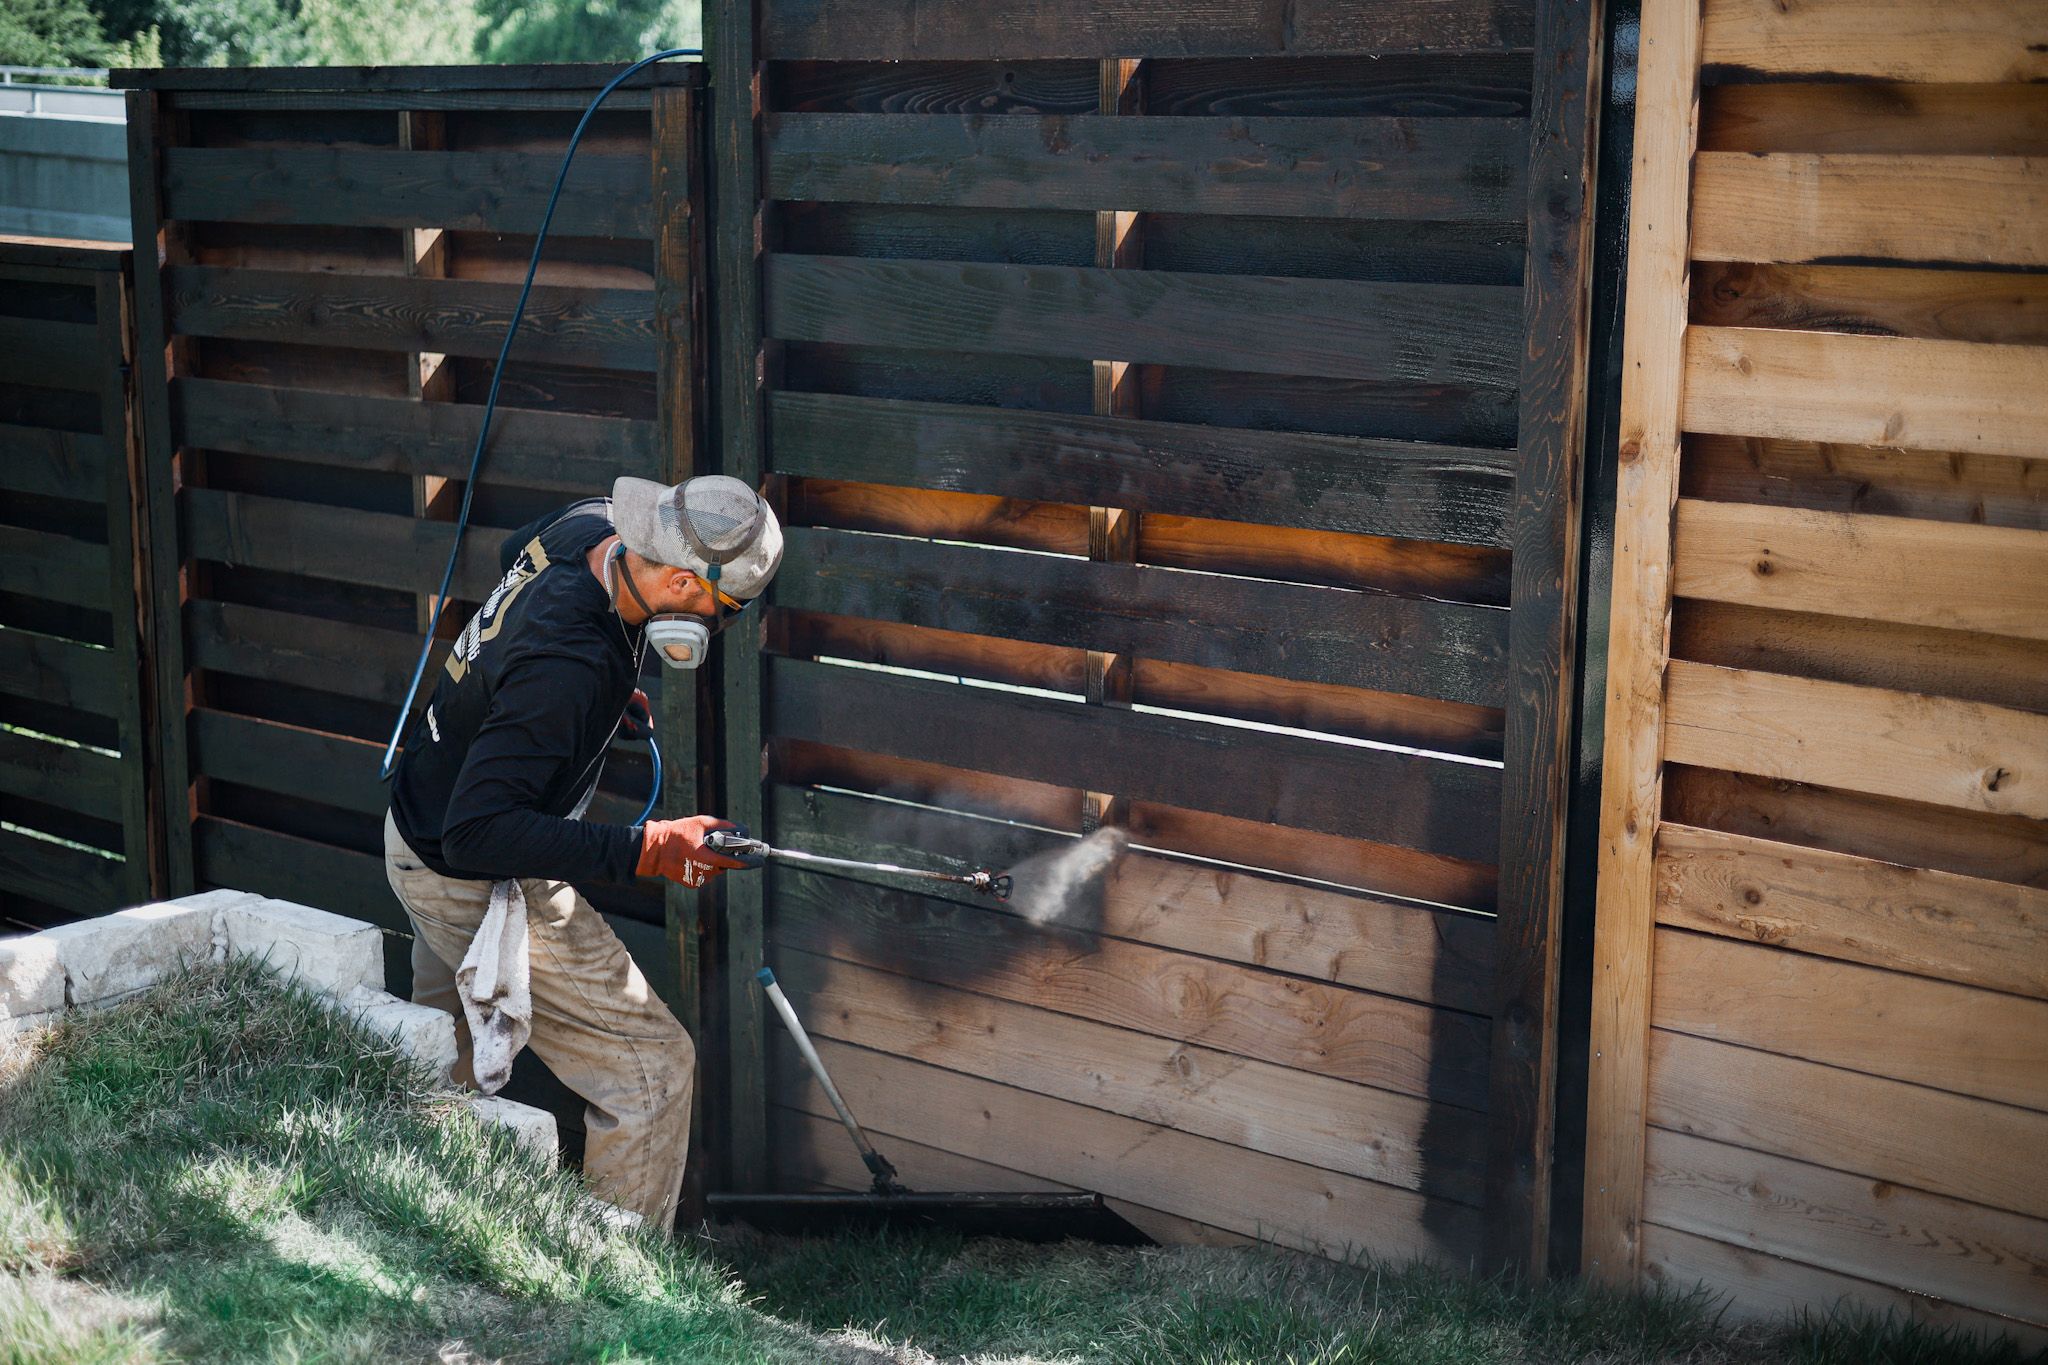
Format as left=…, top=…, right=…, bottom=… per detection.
left=383, top=473, right=781, bottom=1229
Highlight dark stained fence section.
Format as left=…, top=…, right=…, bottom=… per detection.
left=707, top=0, right=1600, bottom=1272
left=0, top=239, right=158, bottom=928
left=116, top=66, right=709, bottom=1162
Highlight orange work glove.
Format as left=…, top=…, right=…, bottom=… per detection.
left=638, top=815, right=750, bottom=887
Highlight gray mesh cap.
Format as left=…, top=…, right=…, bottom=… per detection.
left=611, top=474, right=784, bottom=600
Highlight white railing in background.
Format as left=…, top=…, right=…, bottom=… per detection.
left=0, top=68, right=123, bottom=120
left=0, top=67, right=128, bottom=240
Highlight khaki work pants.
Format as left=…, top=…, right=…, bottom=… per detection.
left=383, top=810, right=694, bottom=1228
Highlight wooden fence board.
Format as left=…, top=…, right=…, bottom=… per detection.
left=1672, top=499, right=2048, bottom=643
left=0, top=526, right=113, bottom=611
left=0, top=317, right=100, bottom=392
left=1653, top=926, right=2048, bottom=1109
left=161, top=147, right=655, bottom=237
left=165, top=265, right=657, bottom=371
left=767, top=658, right=1504, bottom=862
left=1656, top=824, right=2048, bottom=1001
left=0, top=424, right=106, bottom=499
left=192, top=816, right=403, bottom=929
left=775, top=1035, right=1483, bottom=1264
left=174, top=378, right=660, bottom=489
left=766, top=255, right=1522, bottom=386
left=1698, top=0, right=2048, bottom=84
left=1691, top=152, right=2048, bottom=268
left=1672, top=602, right=2048, bottom=715
left=190, top=709, right=387, bottom=818
left=180, top=488, right=510, bottom=601
left=1642, top=1223, right=2048, bottom=1352
left=767, top=390, right=1517, bottom=548
left=777, top=948, right=1489, bottom=1203
left=1679, top=436, right=2048, bottom=533
left=1683, top=327, right=2048, bottom=458
left=765, top=782, right=1497, bottom=1012
left=772, top=867, right=1493, bottom=1110
left=0, top=630, right=118, bottom=715
left=0, top=827, right=126, bottom=916
left=1647, top=1029, right=2048, bottom=1223
left=1663, top=661, right=2048, bottom=821
left=186, top=601, right=443, bottom=707
left=1689, top=263, right=2048, bottom=347
left=1645, top=1133, right=2048, bottom=1335
left=1701, top=83, right=2048, bottom=158
left=758, top=0, right=1536, bottom=61
left=775, top=526, right=1509, bottom=705
left=765, top=112, right=1528, bottom=220
left=1582, top=0, right=1704, bottom=1284
left=0, top=729, right=124, bottom=822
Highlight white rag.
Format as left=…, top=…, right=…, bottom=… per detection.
left=457, top=878, right=532, bottom=1095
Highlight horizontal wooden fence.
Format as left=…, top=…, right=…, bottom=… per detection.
left=1585, top=0, right=2048, bottom=1347
left=112, top=64, right=708, bottom=1148
left=707, top=0, right=1602, bottom=1272
left=0, top=237, right=157, bottom=928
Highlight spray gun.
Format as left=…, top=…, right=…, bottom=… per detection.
left=706, top=830, right=1011, bottom=900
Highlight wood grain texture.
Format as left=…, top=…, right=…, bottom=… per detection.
left=765, top=112, right=1527, bottom=220
left=771, top=868, right=1493, bottom=1110
left=179, top=488, right=509, bottom=601
left=1690, top=153, right=2048, bottom=268
left=758, top=0, right=1536, bottom=60
left=765, top=254, right=1522, bottom=387
left=1648, top=1028, right=2048, bottom=1222
left=191, top=816, right=401, bottom=930
left=768, top=390, right=1517, bottom=548
left=1664, top=763, right=2048, bottom=891
left=1642, top=1223, right=2048, bottom=1352
left=1698, top=0, right=2048, bottom=83
left=0, top=826, right=127, bottom=916
left=1582, top=0, right=1702, bottom=1284
left=765, top=781, right=1497, bottom=1012
left=116, top=63, right=700, bottom=93
left=0, top=728, right=124, bottom=822
left=1139, top=514, right=1512, bottom=605
left=1701, top=83, right=2048, bottom=157
left=0, top=317, right=100, bottom=392
left=1672, top=601, right=2048, bottom=715
left=173, top=378, right=660, bottom=489
left=1486, top=0, right=1601, bottom=1276
left=1680, top=436, right=2048, bottom=532
left=773, top=1036, right=1481, bottom=1264
left=186, top=600, right=443, bottom=707
left=190, top=709, right=385, bottom=817
left=1682, top=327, right=2048, bottom=458
left=774, top=525, right=1510, bottom=705
left=165, top=265, right=657, bottom=372
left=161, top=147, right=655, bottom=237
left=1689, top=263, right=2048, bottom=346
left=0, top=424, right=105, bottom=500
left=1654, top=823, right=2048, bottom=1000
left=1653, top=926, right=2048, bottom=1108
left=766, top=657, right=1504, bottom=862
left=0, top=526, right=111, bottom=611
left=777, top=948, right=1489, bottom=1203
left=1644, top=1130, right=2048, bottom=1334
left=0, top=629, right=117, bottom=715
left=1672, top=499, right=2048, bottom=643
left=1664, top=661, right=2048, bottom=820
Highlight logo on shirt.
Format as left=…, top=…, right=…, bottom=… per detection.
left=445, top=537, right=552, bottom=684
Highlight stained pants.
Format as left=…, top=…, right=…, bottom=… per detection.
left=383, top=810, right=694, bottom=1228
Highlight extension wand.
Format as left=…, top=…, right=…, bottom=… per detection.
left=705, top=830, right=1010, bottom=900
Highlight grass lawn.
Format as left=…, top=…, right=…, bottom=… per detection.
left=1, top=960, right=2037, bottom=1365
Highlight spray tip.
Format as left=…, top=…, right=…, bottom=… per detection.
left=754, top=967, right=776, bottom=986
left=991, top=874, right=1012, bottom=901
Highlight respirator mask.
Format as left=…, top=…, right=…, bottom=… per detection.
left=606, top=541, right=747, bottom=670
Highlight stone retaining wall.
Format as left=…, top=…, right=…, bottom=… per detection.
left=0, top=890, right=556, bottom=1163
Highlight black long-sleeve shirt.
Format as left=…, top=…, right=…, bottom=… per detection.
left=388, top=501, right=645, bottom=884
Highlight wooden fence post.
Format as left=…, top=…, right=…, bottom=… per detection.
left=1581, top=0, right=1703, bottom=1284
left=652, top=79, right=713, bottom=1213
left=122, top=88, right=196, bottom=897
left=708, top=0, right=771, bottom=1194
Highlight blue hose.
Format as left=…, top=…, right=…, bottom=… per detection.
left=379, top=48, right=702, bottom=825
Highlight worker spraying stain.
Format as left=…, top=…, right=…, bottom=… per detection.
left=373, top=45, right=1142, bottom=1242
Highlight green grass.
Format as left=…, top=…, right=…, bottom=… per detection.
left=3, top=960, right=2039, bottom=1364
